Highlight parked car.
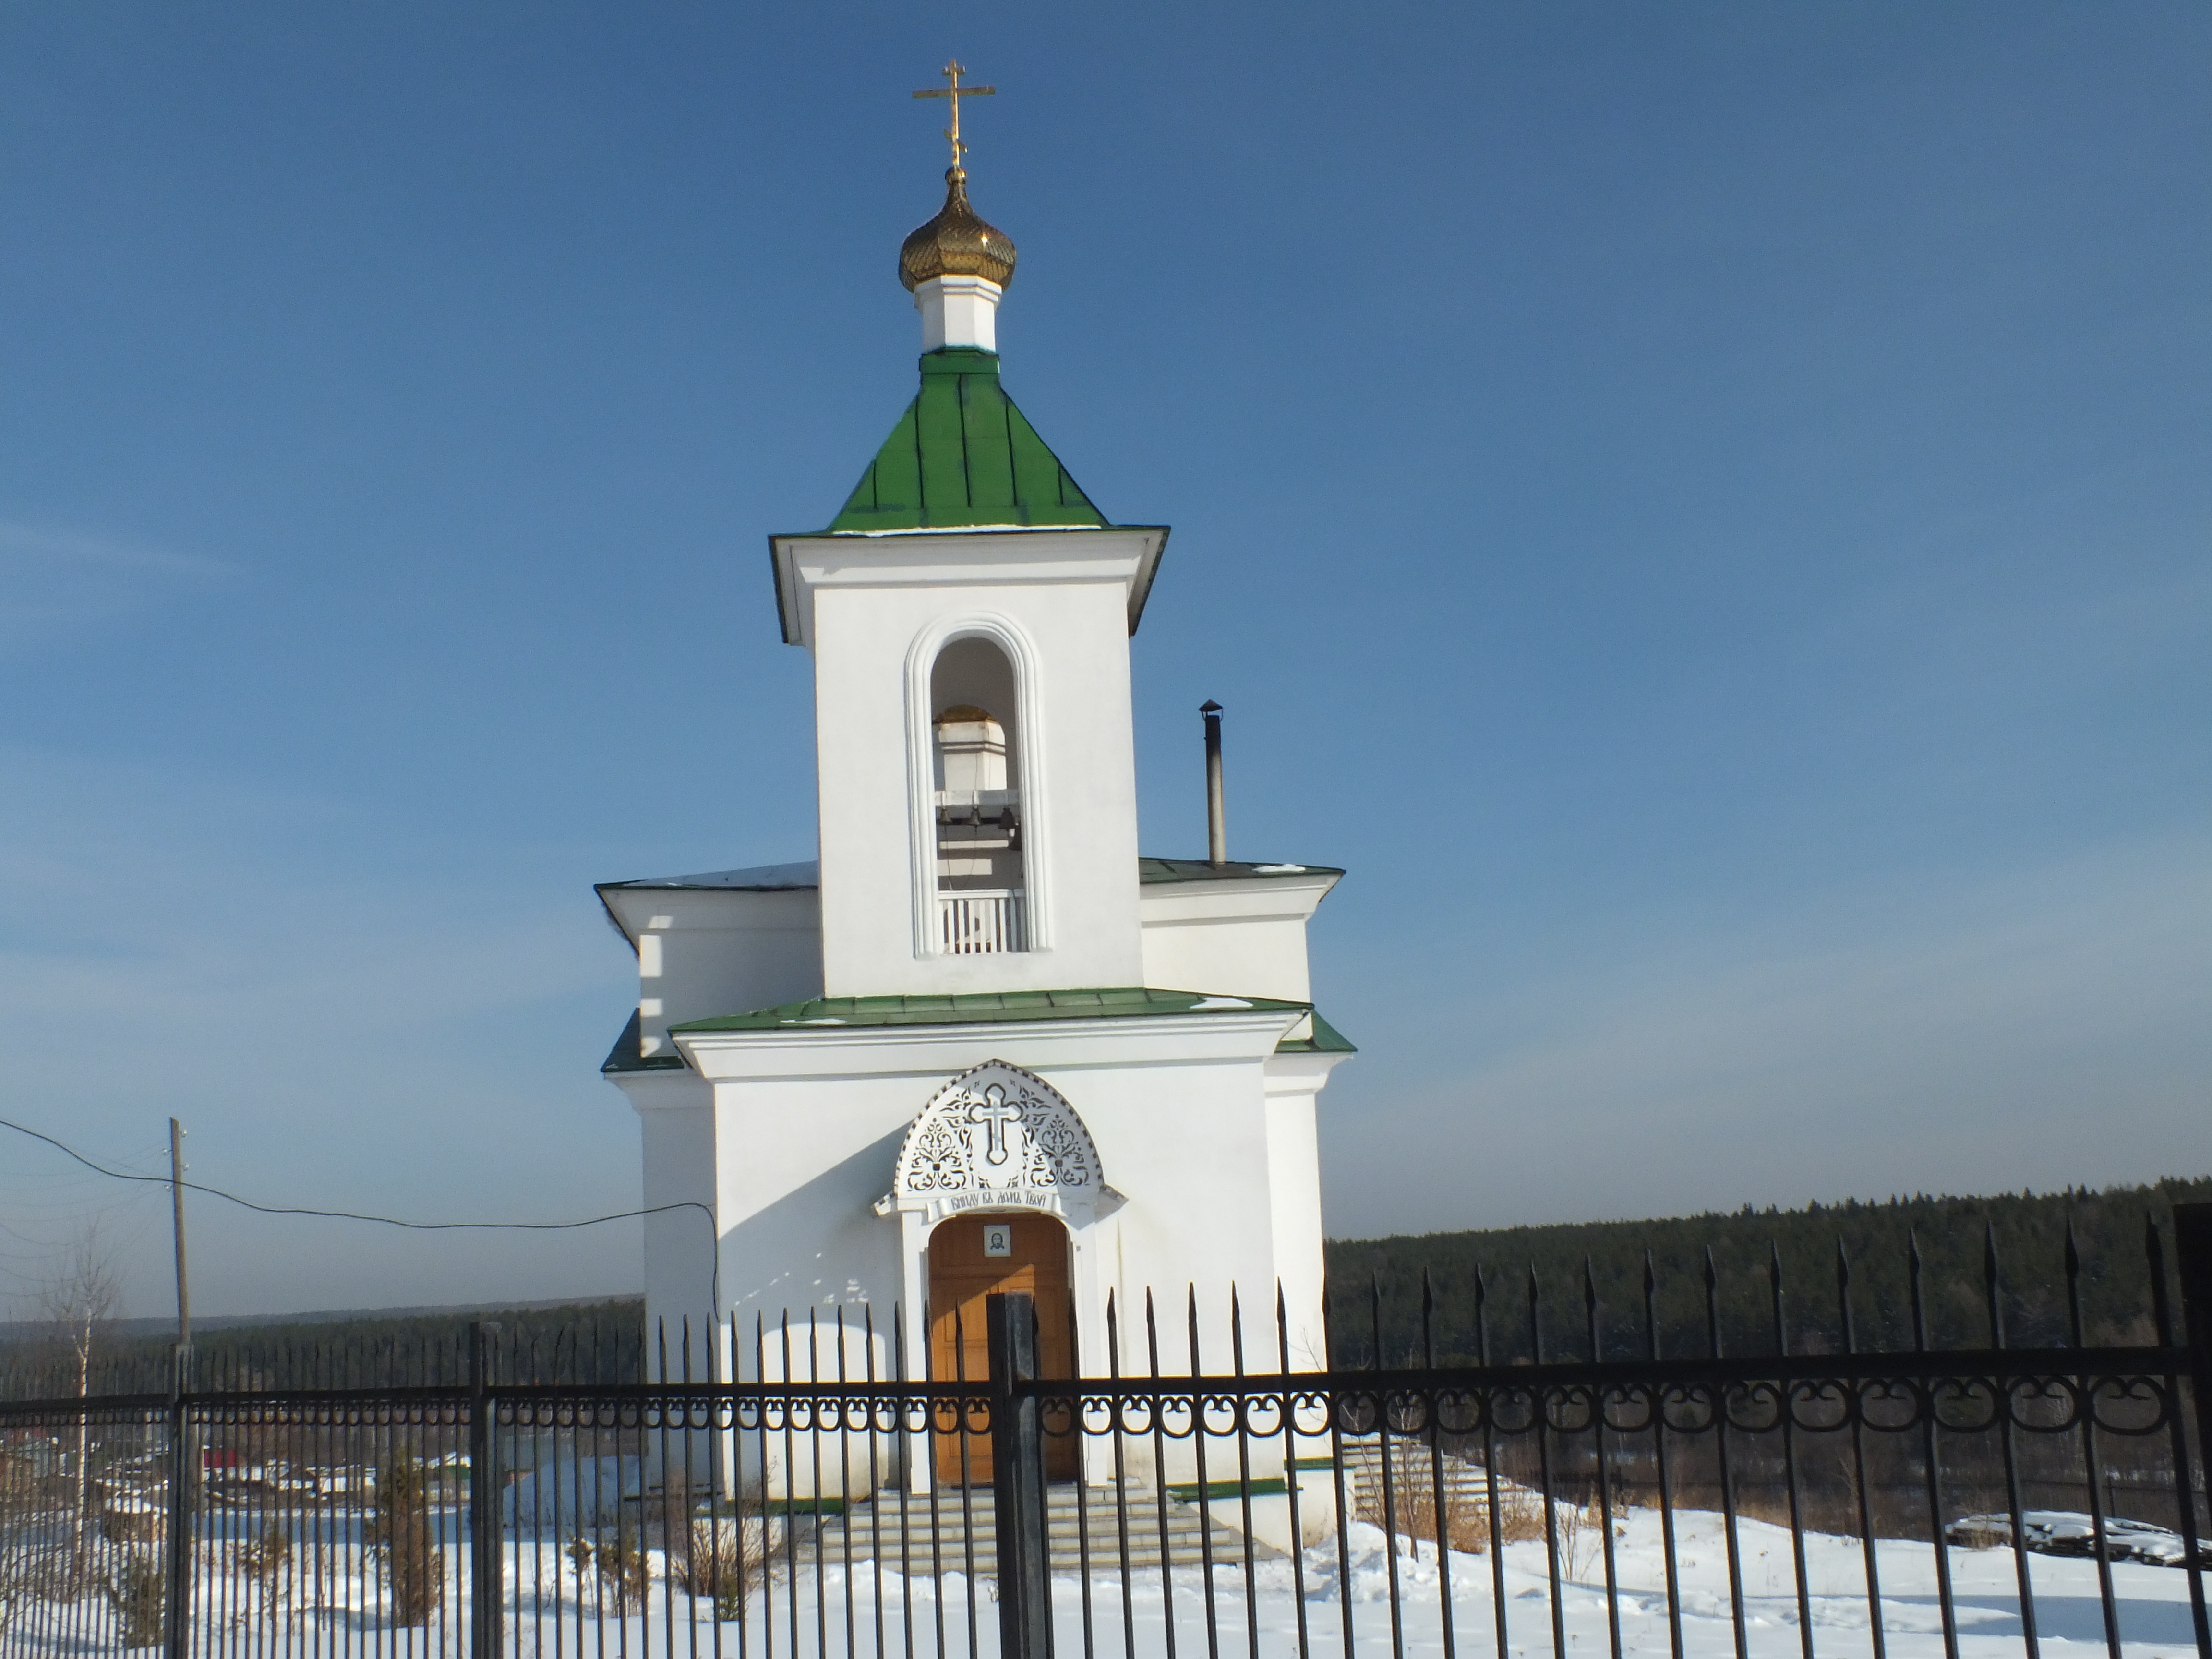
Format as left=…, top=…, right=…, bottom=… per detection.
left=1946, top=1510, right=2209, bottom=1567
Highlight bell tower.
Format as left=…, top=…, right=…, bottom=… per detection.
left=769, top=142, right=1168, bottom=999
left=603, top=74, right=1351, bottom=1392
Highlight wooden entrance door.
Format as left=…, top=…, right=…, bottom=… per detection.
left=927, top=1213, right=1077, bottom=1485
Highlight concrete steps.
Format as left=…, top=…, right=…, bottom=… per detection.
left=1337, top=1438, right=1512, bottom=1517
left=816, top=1480, right=1278, bottom=1575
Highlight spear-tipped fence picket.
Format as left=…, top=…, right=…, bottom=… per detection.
left=3, top=1209, right=2210, bottom=1659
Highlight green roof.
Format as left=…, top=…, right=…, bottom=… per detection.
left=603, top=857, right=1343, bottom=893
left=602, top=1009, right=685, bottom=1073
left=1138, top=858, right=1345, bottom=885
left=1274, top=1011, right=1358, bottom=1055
left=827, top=349, right=1107, bottom=532
left=612, top=990, right=1356, bottom=1071
left=669, top=986, right=1312, bottom=1035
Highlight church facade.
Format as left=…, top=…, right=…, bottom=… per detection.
left=596, top=154, right=1353, bottom=1471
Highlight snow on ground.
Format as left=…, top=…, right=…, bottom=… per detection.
left=508, top=1504, right=2212, bottom=1659
left=9, top=1504, right=2204, bottom=1658
left=697, top=1510, right=2208, bottom=1659
left=1284, top=1512, right=2208, bottom=1658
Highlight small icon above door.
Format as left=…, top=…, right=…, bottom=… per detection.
left=982, top=1223, right=1013, bottom=1257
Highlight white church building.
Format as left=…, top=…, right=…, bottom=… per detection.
left=596, top=151, right=1353, bottom=1466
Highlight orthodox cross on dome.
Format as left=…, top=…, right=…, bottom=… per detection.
left=912, top=60, right=995, bottom=172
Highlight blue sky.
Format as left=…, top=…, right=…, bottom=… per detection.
left=0, top=4, right=2205, bottom=1319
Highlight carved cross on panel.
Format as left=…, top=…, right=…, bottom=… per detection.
left=965, top=1085, right=1024, bottom=1166
left=890, top=1060, right=1104, bottom=1218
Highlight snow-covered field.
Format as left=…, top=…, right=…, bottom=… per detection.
left=8, top=1505, right=2204, bottom=1659
left=655, top=1509, right=2208, bottom=1659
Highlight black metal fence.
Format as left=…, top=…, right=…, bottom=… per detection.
left=5, top=1210, right=2211, bottom=1659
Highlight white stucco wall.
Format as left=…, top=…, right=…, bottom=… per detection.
left=674, top=1014, right=1322, bottom=1380
left=616, top=1069, right=719, bottom=1353
left=1138, top=871, right=1339, bottom=1003
left=1263, top=1056, right=1337, bottom=1370
left=602, top=886, right=823, bottom=1053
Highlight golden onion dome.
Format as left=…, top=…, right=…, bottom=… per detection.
left=899, top=167, right=1017, bottom=293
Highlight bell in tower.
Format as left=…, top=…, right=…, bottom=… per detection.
left=933, top=704, right=1006, bottom=795
left=932, top=697, right=1025, bottom=952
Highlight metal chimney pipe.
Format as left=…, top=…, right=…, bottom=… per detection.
left=1201, top=701, right=1226, bottom=866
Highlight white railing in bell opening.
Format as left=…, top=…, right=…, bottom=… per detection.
left=938, top=889, right=1026, bottom=954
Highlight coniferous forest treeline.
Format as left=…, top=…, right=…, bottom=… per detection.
left=1323, top=1175, right=2212, bottom=1368
left=0, top=1298, right=648, bottom=1400
left=174, top=1298, right=653, bottom=1384
left=9, top=1176, right=2212, bottom=1400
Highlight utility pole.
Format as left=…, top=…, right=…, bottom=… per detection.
left=168, top=1118, right=190, bottom=1346
left=164, top=1116, right=195, bottom=1659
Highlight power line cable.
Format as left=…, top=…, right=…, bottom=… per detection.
left=0, top=1113, right=720, bottom=1310
left=0, top=1114, right=703, bottom=1233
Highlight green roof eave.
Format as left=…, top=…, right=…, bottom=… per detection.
left=826, top=350, right=1108, bottom=534
left=602, top=1009, right=688, bottom=1074
left=597, top=854, right=1341, bottom=893
left=669, top=986, right=1311, bottom=1035
left=661, top=986, right=1354, bottom=1058
left=1273, top=1010, right=1358, bottom=1055
left=1138, top=858, right=1346, bottom=885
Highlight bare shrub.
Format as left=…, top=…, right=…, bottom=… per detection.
left=238, top=1521, right=291, bottom=1599
left=101, top=1503, right=162, bottom=1545
left=1357, top=1452, right=1551, bottom=1556
left=38, top=1228, right=120, bottom=1591
left=1376, top=1484, right=1495, bottom=1554
left=104, top=1552, right=165, bottom=1648
left=569, top=1525, right=649, bottom=1614
left=678, top=1517, right=770, bottom=1621
left=1362, top=1462, right=1587, bottom=1564
left=647, top=1467, right=774, bottom=1620
left=1497, top=1490, right=1547, bottom=1543
left=0, top=1551, right=45, bottom=1640
left=0, top=1452, right=51, bottom=1637
left=1552, top=1491, right=1604, bottom=1580
left=365, top=1458, right=442, bottom=1624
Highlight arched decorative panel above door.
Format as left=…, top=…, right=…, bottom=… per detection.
left=885, top=1060, right=1105, bottom=1225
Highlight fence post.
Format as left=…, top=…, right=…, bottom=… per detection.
left=469, top=1322, right=503, bottom=1659
left=2173, top=1205, right=2212, bottom=1473
left=162, top=1342, right=192, bottom=1659
left=988, top=1291, right=1050, bottom=1659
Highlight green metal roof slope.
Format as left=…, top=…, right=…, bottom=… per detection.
left=828, top=349, right=1107, bottom=532
left=1139, top=858, right=1346, bottom=884
left=655, top=987, right=1356, bottom=1058
left=672, top=986, right=1308, bottom=1033
left=1274, top=1011, right=1358, bottom=1055
left=602, top=1009, right=685, bottom=1073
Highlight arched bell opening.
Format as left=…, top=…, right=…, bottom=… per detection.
left=924, top=1210, right=1077, bottom=1485
left=929, top=636, right=1027, bottom=953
